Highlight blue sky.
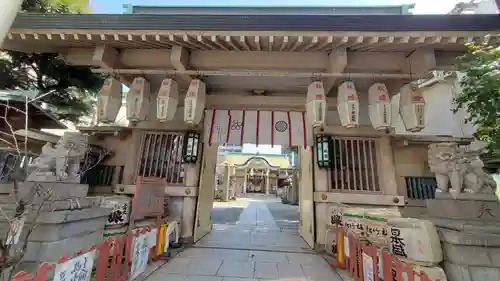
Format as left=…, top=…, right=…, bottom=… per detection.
left=89, top=0, right=462, bottom=14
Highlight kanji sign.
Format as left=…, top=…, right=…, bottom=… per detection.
left=53, top=250, right=96, bottom=281
left=130, top=234, right=149, bottom=280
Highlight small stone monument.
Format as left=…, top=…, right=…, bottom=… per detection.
left=426, top=141, right=500, bottom=281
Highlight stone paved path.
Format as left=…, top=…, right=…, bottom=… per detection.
left=146, top=196, right=344, bottom=281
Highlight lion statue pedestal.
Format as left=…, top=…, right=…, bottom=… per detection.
left=426, top=142, right=500, bottom=281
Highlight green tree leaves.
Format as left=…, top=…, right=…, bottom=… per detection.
left=0, top=0, right=104, bottom=123
left=454, top=40, right=500, bottom=156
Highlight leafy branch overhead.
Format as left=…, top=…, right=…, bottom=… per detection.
left=0, top=0, right=105, bottom=123
left=454, top=40, right=500, bottom=155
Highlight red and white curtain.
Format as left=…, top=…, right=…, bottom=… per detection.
left=204, top=110, right=311, bottom=147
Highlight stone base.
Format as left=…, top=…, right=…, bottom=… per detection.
left=10, top=182, right=89, bottom=201
left=443, top=262, right=500, bottom=281
left=180, top=236, right=194, bottom=246
left=22, top=229, right=104, bottom=262
left=0, top=196, right=98, bottom=211
left=0, top=214, right=108, bottom=242
left=426, top=193, right=500, bottom=222
left=438, top=228, right=500, bottom=281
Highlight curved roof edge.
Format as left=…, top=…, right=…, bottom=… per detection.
left=234, top=156, right=281, bottom=169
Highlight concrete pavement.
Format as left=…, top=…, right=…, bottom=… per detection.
left=145, top=195, right=344, bottom=281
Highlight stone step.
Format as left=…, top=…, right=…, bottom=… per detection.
left=0, top=197, right=98, bottom=212
left=0, top=182, right=89, bottom=200
left=0, top=206, right=110, bottom=224
left=0, top=206, right=110, bottom=244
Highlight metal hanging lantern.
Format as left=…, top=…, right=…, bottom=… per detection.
left=316, top=135, right=333, bottom=169
left=182, top=131, right=200, bottom=164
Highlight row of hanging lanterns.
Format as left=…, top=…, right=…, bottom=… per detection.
left=99, top=77, right=425, bottom=134
left=305, top=80, right=425, bottom=133
left=98, top=77, right=426, bottom=166
left=308, top=80, right=426, bottom=169
left=98, top=77, right=206, bottom=125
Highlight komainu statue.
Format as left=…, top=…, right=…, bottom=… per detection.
left=428, top=141, right=495, bottom=198
left=27, top=132, right=88, bottom=183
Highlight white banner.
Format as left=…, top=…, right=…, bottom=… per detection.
left=53, top=250, right=96, bottom=281
left=204, top=110, right=310, bottom=147
left=362, top=252, right=374, bottom=281
left=130, top=234, right=149, bottom=280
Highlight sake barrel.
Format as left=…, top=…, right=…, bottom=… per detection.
left=364, top=209, right=402, bottom=246
left=387, top=218, right=443, bottom=266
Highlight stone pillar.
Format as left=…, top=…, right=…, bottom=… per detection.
left=242, top=171, right=247, bottom=195
left=181, top=162, right=200, bottom=240
left=221, top=164, right=230, bottom=201
left=313, top=144, right=330, bottom=248
left=123, top=130, right=143, bottom=184
left=265, top=169, right=270, bottom=194
left=377, top=136, right=399, bottom=196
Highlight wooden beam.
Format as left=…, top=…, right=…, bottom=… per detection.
left=434, top=50, right=461, bottom=70
left=92, top=45, right=133, bottom=86
left=204, top=94, right=337, bottom=111
left=404, top=49, right=437, bottom=77
left=324, top=47, right=347, bottom=94
left=57, top=47, right=461, bottom=74
left=93, top=45, right=119, bottom=69
left=170, top=45, right=191, bottom=84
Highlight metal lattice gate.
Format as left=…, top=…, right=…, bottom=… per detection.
left=329, top=137, right=380, bottom=192
left=136, top=132, right=185, bottom=184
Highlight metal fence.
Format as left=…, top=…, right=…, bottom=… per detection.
left=80, top=165, right=124, bottom=186
left=405, top=176, right=437, bottom=200
left=137, top=132, right=185, bottom=184
left=329, top=137, right=380, bottom=192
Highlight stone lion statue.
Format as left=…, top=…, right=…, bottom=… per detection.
left=428, top=141, right=495, bottom=198
left=27, top=132, right=88, bottom=183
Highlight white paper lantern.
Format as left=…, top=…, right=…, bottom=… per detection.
left=337, top=81, right=359, bottom=128
left=400, top=83, right=425, bottom=132
left=157, top=78, right=179, bottom=122
left=97, top=78, right=122, bottom=123
left=368, top=83, right=391, bottom=131
left=126, top=77, right=151, bottom=122
left=184, top=79, right=206, bottom=125
left=306, top=81, right=327, bottom=128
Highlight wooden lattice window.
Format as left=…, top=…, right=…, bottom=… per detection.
left=137, top=132, right=184, bottom=184
left=329, top=137, right=380, bottom=192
